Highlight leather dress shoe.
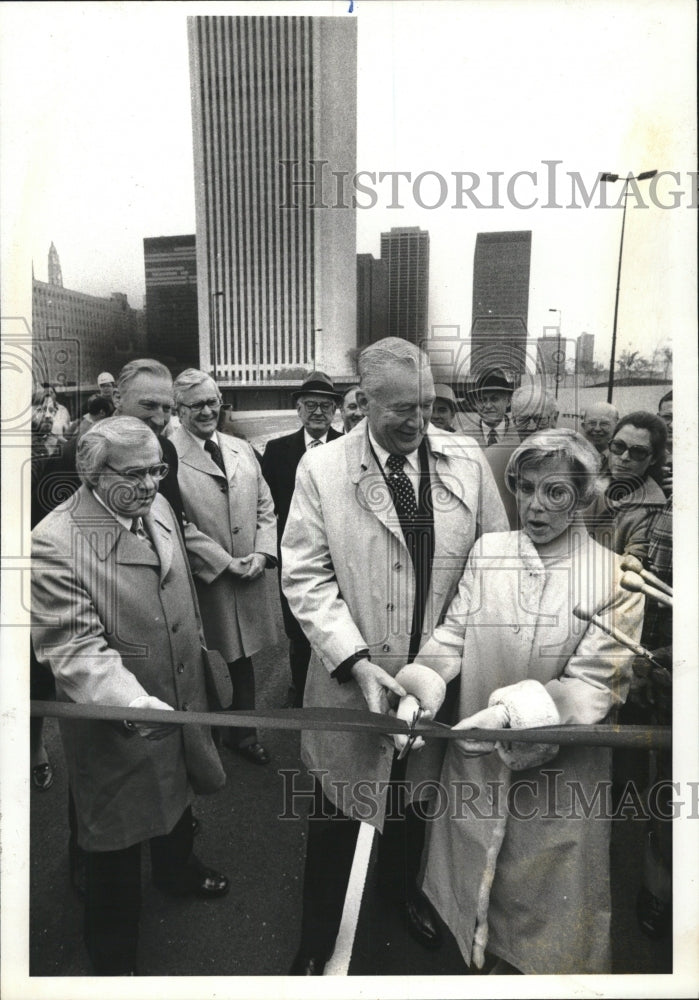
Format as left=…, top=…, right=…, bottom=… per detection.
left=154, top=857, right=229, bottom=899
left=404, top=892, right=442, bottom=950
left=232, top=741, right=270, bottom=765
left=289, top=951, right=325, bottom=975
left=32, top=761, right=54, bottom=791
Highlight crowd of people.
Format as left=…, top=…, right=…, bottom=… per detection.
left=29, top=341, right=673, bottom=976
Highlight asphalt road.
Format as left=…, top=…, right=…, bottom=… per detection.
left=29, top=414, right=673, bottom=981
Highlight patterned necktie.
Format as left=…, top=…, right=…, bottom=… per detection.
left=487, top=427, right=498, bottom=447
left=204, top=437, right=226, bottom=474
left=308, top=438, right=322, bottom=449
left=386, top=453, right=418, bottom=520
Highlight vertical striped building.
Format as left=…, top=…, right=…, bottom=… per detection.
left=470, top=230, right=531, bottom=380
left=188, top=15, right=357, bottom=384
left=380, top=227, right=430, bottom=345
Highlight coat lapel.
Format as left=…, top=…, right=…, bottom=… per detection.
left=68, top=487, right=159, bottom=567
left=144, top=506, right=174, bottom=579
left=348, top=429, right=407, bottom=549
left=218, top=434, right=240, bottom=483
left=174, top=426, right=225, bottom=479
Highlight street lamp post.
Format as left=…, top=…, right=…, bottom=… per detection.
left=210, top=290, right=224, bottom=383
left=600, top=170, right=658, bottom=404
left=548, top=308, right=562, bottom=399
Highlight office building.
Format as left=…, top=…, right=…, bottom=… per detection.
left=576, top=332, right=595, bottom=370
left=144, top=235, right=199, bottom=369
left=379, top=227, right=429, bottom=344
left=356, top=253, right=388, bottom=348
left=188, top=15, right=357, bottom=385
left=32, top=245, right=144, bottom=389
left=470, top=230, right=531, bottom=380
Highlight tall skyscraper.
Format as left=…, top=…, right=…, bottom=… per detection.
left=470, top=230, right=531, bottom=380
left=144, top=235, right=199, bottom=369
left=356, top=253, right=388, bottom=348
left=48, top=241, right=63, bottom=287
left=379, top=227, right=429, bottom=344
left=576, top=332, right=595, bottom=370
left=188, top=15, right=357, bottom=384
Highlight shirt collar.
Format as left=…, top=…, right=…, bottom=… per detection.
left=304, top=430, right=329, bottom=448
left=92, top=489, right=133, bottom=531
left=481, top=417, right=508, bottom=443
left=186, top=427, right=220, bottom=451
left=368, top=428, right=420, bottom=475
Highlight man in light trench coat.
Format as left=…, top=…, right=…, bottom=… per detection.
left=281, top=337, right=508, bottom=974
left=31, top=417, right=229, bottom=975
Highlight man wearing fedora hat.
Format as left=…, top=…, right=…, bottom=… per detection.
left=463, top=367, right=519, bottom=448
left=261, top=372, right=343, bottom=706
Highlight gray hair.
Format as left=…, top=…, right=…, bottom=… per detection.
left=511, top=385, right=559, bottom=421
left=358, top=338, right=431, bottom=397
left=505, top=428, right=601, bottom=507
left=76, top=416, right=160, bottom=488
left=117, top=358, right=172, bottom=393
left=173, top=368, right=219, bottom=406
left=580, top=401, right=619, bottom=424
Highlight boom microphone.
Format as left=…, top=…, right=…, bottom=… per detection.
left=572, top=604, right=666, bottom=671
left=620, top=554, right=673, bottom=597
left=620, top=570, right=673, bottom=609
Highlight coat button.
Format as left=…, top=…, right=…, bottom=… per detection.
left=177, top=664, right=184, bottom=674
left=386, top=603, right=394, bottom=611
left=172, top=623, right=179, bottom=633
left=232, top=526, right=240, bottom=534
left=382, top=643, right=391, bottom=652
left=393, top=562, right=402, bottom=570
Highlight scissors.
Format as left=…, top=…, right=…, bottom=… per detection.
left=397, top=705, right=425, bottom=760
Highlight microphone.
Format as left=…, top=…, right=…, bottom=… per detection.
left=620, top=570, right=673, bottom=609
left=572, top=604, right=666, bottom=670
left=620, top=554, right=673, bottom=597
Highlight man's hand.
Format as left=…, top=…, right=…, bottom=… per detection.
left=452, top=703, right=509, bottom=757
left=227, top=557, right=248, bottom=578
left=350, top=658, right=406, bottom=715
left=238, top=552, right=267, bottom=581
left=126, top=695, right=177, bottom=740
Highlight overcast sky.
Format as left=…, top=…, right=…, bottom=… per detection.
left=2, top=0, right=696, bottom=367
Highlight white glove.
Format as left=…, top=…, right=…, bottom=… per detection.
left=126, top=695, right=176, bottom=740
left=452, top=703, right=509, bottom=757
left=391, top=693, right=433, bottom=755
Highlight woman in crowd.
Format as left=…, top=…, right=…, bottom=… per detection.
left=392, top=429, right=644, bottom=974
left=583, top=411, right=668, bottom=560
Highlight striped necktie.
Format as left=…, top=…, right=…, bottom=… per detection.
left=308, top=439, right=322, bottom=449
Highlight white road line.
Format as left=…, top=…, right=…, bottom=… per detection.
left=323, top=821, right=376, bottom=976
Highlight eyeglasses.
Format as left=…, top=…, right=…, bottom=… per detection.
left=301, top=400, right=335, bottom=414
left=180, top=398, right=221, bottom=412
left=104, top=462, right=170, bottom=482
left=609, top=439, right=652, bottom=462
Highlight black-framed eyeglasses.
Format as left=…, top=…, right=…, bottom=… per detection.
left=180, top=397, right=221, bottom=412
left=301, top=400, right=335, bottom=414
left=609, top=439, right=652, bottom=462
left=104, top=462, right=170, bottom=482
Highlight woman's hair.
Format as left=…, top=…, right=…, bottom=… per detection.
left=505, top=428, right=602, bottom=508
left=611, top=411, right=667, bottom=477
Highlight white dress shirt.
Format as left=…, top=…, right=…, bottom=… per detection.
left=368, top=429, right=420, bottom=496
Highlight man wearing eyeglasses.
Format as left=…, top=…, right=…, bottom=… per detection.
left=580, top=401, right=619, bottom=474
left=171, top=369, right=278, bottom=766
left=31, top=416, right=229, bottom=975
left=261, top=372, right=343, bottom=707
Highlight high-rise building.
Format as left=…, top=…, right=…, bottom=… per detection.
left=470, top=230, right=531, bottom=380
left=356, top=253, right=388, bottom=348
left=32, top=245, right=145, bottom=389
left=576, top=332, right=595, bottom=370
left=188, top=15, right=357, bottom=384
left=379, top=227, right=429, bottom=344
left=48, top=241, right=63, bottom=287
left=536, top=334, right=565, bottom=386
left=144, top=235, right=199, bottom=369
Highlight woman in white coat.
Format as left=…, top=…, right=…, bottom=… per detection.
left=392, top=429, right=645, bottom=975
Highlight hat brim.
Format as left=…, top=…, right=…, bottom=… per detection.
left=291, top=389, right=342, bottom=402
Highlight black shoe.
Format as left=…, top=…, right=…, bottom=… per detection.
left=231, top=741, right=270, bottom=765
left=289, top=951, right=326, bottom=975
left=637, top=885, right=671, bottom=940
left=32, top=761, right=54, bottom=791
left=404, top=892, right=442, bottom=950
left=154, top=857, right=229, bottom=899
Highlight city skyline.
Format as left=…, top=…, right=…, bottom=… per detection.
left=3, top=1, right=693, bottom=373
